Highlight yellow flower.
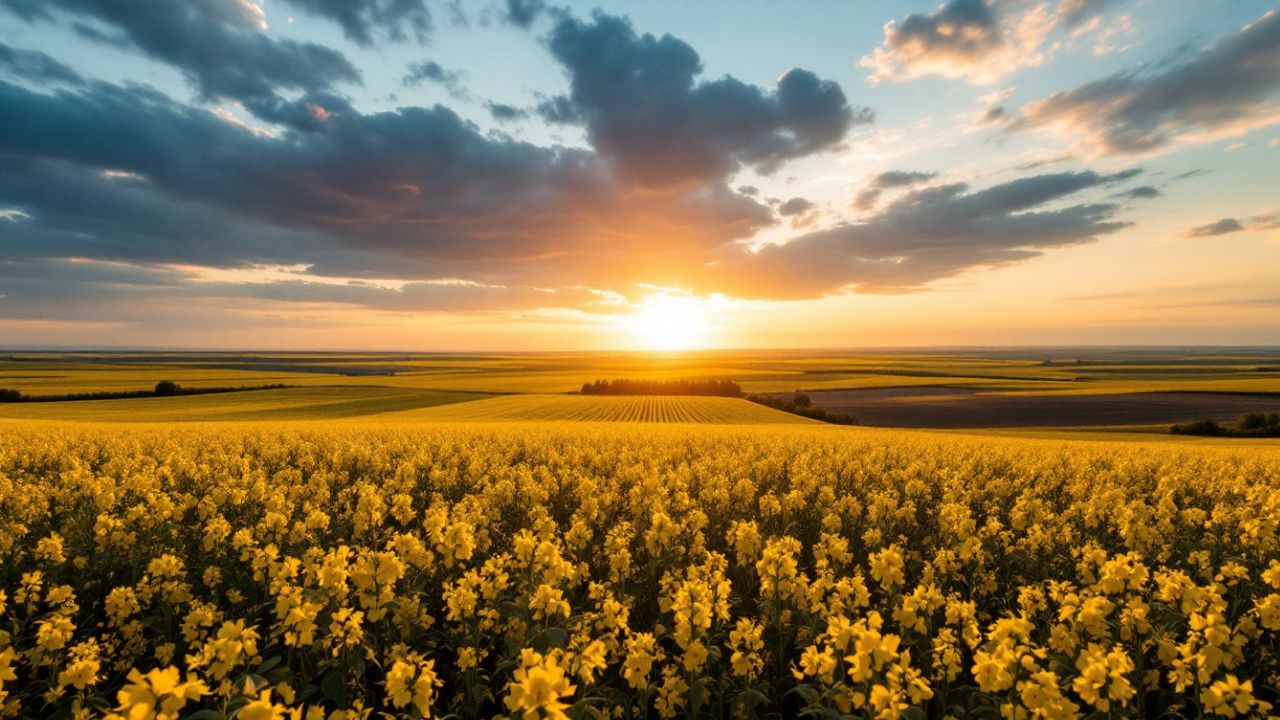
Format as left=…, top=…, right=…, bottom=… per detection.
left=529, top=584, right=570, bottom=621
left=504, top=649, right=575, bottom=720
left=237, top=689, right=286, bottom=720
left=729, top=617, right=765, bottom=679
left=1201, top=675, right=1272, bottom=718
left=869, top=547, right=905, bottom=591
left=113, top=666, right=209, bottom=720
left=36, top=533, right=66, bottom=564
left=385, top=660, right=416, bottom=709
left=574, top=639, right=608, bottom=684
left=623, top=632, right=660, bottom=690
left=56, top=641, right=101, bottom=691
left=1071, top=644, right=1134, bottom=712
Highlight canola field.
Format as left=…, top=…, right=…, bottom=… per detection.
left=2, top=422, right=1279, bottom=719
left=378, top=394, right=814, bottom=425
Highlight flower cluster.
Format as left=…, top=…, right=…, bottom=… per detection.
left=0, top=423, right=1278, bottom=718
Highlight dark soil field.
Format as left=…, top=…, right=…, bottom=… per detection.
left=798, top=387, right=1280, bottom=428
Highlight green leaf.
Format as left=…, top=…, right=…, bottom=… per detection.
left=321, top=666, right=349, bottom=706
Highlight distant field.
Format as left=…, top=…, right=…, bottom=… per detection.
left=0, top=386, right=488, bottom=422
left=799, top=386, right=1280, bottom=428
left=3, top=348, right=1280, bottom=432
left=5, top=348, right=1280, bottom=398
left=378, top=393, right=817, bottom=424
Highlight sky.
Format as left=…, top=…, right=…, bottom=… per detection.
left=1, top=0, right=1278, bottom=351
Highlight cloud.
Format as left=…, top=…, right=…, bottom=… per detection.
left=486, top=102, right=529, bottom=123
left=1181, top=212, right=1280, bottom=239
left=1252, top=211, right=1280, bottom=231
left=0, top=5, right=1166, bottom=321
left=704, top=169, right=1142, bottom=297
left=1012, top=10, right=1280, bottom=155
left=862, top=0, right=1137, bottom=85
left=0, top=41, right=84, bottom=85
left=853, top=170, right=938, bottom=210
left=0, top=75, right=776, bottom=292
left=978, top=106, right=1008, bottom=125
left=534, top=94, right=579, bottom=124
left=1116, top=185, right=1159, bottom=199
left=187, top=279, right=612, bottom=314
left=778, top=197, right=815, bottom=217
left=280, top=0, right=432, bottom=46
left=1056, top=0, right=1123, bottom=28
left=402, top=60, right=468, bottom=98
left=2, top=0, right=361, bottom=121
left=547, top=12, right=866, bottom=189
left=503, top=0, right=547, bottom=28
left=1183, top=218, right=1244, bottom=237
left=861, top=0, right=1057, bottom=85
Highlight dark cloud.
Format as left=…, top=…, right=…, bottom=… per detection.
left=704, top=170, right=1141, bottom=297
left=0, top=155, right=349, bottom=269
left=1013, top=10, right=1280, bottom=155
left=485, top=102, right=529, bottom=123
left=503, top=0, right=547, bottom=29
left=1, top=6, right=1160, bottom=318
left=547, top=12, right=864, bottom=189
left=402, top=60, right=468, bottom=98
left=0, top=41, right=84, bottom=85
left=0, top=76, right=774, bottom=291
left=979, top=106, right=1007, bottom=125
left=872, top=170, right=938, bottom=188
left=853, top=170, right=937, bottom=210
left=281, top=0, right=431, bottom=46
left=778, top=197, right=814, bottom=217
left=1115, top=185, right=1159, bottom=199
left=1117, top=185, right=1160, bottom=199
left=534, top=94, right=580, bottom=124
left=2, top=0, right=361, bottom=119
left=1183, top=218, right=1245, bottom=238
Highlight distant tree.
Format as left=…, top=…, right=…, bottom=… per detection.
left=744, top=392, right=856, bottom=425
left=1235, top=413, right=1279, bottom=432
left=1172, top=413, right=1280, bottom=437
left=580, top=378, right=742, bottom=397
left=154, top=380, right=181, bottom=397
left=0, top=388, right=23, bottom=403
left=1171, top=419, right=1224, bottom=436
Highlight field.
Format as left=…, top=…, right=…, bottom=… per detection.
left=2, top=349, right=1280, bottom=719
left=0, top=386, right=489, bottom=423
left=376, top=394, right=815, bottom=424
left=2, top=422, right=1279, bottom=720
left=797, top=386, right=1280, bottom=429
left=4, top=348, right=1280, bottom=433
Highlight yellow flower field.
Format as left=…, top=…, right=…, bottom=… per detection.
left=2, top=422, right=1279, bottom=719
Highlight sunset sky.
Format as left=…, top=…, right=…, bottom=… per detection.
left=1, top=0, right=1278, bottom=350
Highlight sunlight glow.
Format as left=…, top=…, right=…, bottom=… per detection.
left=628, top=297, right=708, bottom=351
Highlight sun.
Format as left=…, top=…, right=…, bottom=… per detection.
left=628, top=297, right=707, bottom=351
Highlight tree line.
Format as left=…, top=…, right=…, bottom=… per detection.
left=1172, top=412, right=1280, bottom=438
left=743, top=392, right=858, bottom=425
left=0, top=380, right=290, bottom=403
left=580, top=378, right=743, bottom=397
